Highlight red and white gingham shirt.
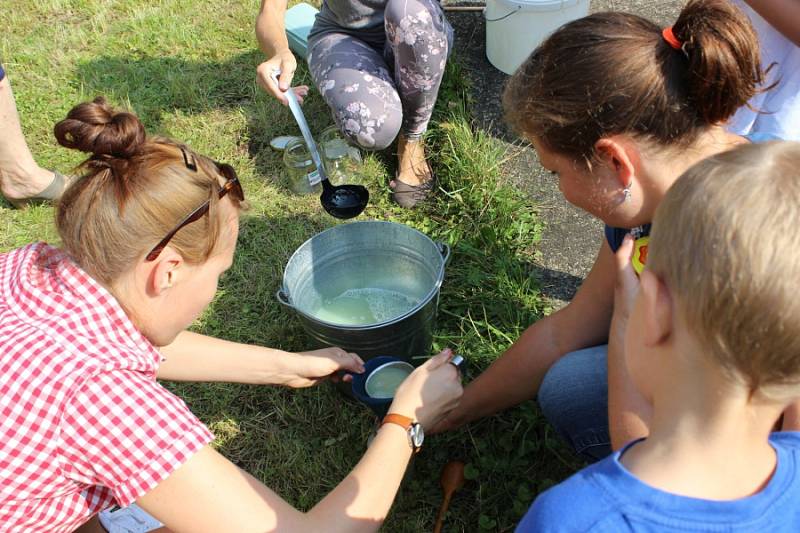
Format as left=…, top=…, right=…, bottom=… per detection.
left=0, top=243, right=214, bottom=532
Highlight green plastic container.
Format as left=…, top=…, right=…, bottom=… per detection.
left=285, top=3, right=319, bottom=60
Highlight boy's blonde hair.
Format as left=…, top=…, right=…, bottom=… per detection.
left=648, top=141, right=800, bottom=400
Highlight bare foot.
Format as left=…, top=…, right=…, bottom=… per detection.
left=394, top=135, right=432, bottom=187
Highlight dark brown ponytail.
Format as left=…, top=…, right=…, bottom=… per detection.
left=504, top=0, right=767, bottom=162
left=672, top=0, right=765, bottom=125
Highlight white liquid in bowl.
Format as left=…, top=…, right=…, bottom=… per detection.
left=366, top=363, right=413, bottom=399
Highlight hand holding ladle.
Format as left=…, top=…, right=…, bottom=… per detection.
left=273, top=71, right=369, bottom=219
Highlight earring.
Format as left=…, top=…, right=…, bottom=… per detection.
left=622, top=185, right=632, bottom=203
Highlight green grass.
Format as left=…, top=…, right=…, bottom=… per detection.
left=3, top=1, right=580, bottom=530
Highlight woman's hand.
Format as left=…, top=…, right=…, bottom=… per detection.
left=388, top=349, right=463, bottom=429
left=255, top=49, right=309, bottom=105
left=283, top=347, right=365, bottom=388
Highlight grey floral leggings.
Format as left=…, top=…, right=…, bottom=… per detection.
left=307, top=0, right=454, bottom=150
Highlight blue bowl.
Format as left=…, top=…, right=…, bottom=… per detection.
left=350, top=356, right=413, bottom=418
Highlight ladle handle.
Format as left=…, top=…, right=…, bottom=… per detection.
left=272, top=71, right=331, bottom=186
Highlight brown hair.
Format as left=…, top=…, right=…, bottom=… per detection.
left=648, top=141, right=800, bottom=398
left=504, top=0, right=767, bottom=163
left=54, top=97, right=242, bottom=287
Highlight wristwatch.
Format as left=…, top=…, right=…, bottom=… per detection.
left=381, top=413, right=424, bottom=453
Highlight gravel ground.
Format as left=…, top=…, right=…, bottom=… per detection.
left=444, top=0, right=682, bottom=306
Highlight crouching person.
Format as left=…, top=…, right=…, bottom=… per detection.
left=0, top=97, right=462, bottom=532
left=519, top=141, right=800, bottom=531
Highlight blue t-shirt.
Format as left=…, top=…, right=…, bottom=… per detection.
left=517, top=433, right=800, bottom=532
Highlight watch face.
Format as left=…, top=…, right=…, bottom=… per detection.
left=410, top=423, right=424, bottom=449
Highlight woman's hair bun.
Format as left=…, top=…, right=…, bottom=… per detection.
left=54, top=96, right=146, bottom=158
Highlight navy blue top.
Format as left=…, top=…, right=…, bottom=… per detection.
left=604, top=224, right=651, bottom=254
left=517, top=433, right=800, bottom=532
left=0, top=63, right=5, bottom=82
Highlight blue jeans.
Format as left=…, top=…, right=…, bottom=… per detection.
left=537, top=345, right=611, bottom=462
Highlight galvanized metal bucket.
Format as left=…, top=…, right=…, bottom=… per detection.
left=277, top=221, right=450, bottom=363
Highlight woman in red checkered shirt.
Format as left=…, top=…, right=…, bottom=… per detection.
left=0, top=97, right=462, bottom=533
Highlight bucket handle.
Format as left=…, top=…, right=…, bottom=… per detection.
left=276, top=288, right=294, bottom=309
left=437, top=242, right=451, bottom=263
left=484, top=4, right=521, bottom=22
left=436, top=242, right=451, bottom=282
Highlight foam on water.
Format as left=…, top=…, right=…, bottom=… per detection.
left=312, top=287, right=420, bottom=326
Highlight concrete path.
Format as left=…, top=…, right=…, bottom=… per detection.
left=446, top=0, right=681, bottom=306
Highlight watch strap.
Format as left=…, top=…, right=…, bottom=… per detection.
left=381, top=413, right=413, bottom=430
left=381, top=414, right=422, bottom=453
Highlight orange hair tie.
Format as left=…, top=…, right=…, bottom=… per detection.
left=662, top=26, right=683, bottom=51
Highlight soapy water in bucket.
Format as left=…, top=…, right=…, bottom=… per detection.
left=311, top=288, right=420, bottom=326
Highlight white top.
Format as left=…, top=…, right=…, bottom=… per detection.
left=727, top=1, right=800, bottom=141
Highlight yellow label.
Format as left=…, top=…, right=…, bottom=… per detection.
left=631, top=236, right=650, bottom=275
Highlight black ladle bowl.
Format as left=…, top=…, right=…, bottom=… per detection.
left=321, top=180, right=369, bottom=219
left=277, top=71, right=369, bottom=219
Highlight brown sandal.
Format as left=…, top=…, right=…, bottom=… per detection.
left=390, top=164, right=435, bottom=209
left=7, top=171, right=69, bottom=208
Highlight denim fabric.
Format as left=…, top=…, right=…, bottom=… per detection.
left=537, top=345, right=611, bottom=462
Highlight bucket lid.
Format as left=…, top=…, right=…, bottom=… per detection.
left=270, top=135, right=301, bottom=151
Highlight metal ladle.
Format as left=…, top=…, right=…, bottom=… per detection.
left=274, top=72, right=369, bottom=219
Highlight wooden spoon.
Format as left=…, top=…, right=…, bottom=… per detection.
left=433, top=461, right=466, bottom=533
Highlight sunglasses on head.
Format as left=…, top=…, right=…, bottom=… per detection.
left=145, top=148, right=244, bottom=262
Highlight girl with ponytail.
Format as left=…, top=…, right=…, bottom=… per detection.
left=0, top=97, right=461, bottom=532
left=436, top=0, right=788, bottom=459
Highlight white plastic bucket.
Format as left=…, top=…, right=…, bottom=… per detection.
left=485, top=0, right=590, bottom=75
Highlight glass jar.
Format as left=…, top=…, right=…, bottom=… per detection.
left=283, top=138, right=322, bottom=195
left=320, top=125, right=364, bottom=186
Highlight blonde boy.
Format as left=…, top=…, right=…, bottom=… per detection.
left=518, top=141, right=800, bottom=531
